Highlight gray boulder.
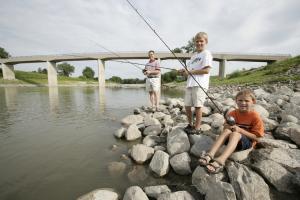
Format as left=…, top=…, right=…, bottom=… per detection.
left=169, top=152, right=192, bottom=175
left=167, top=128, right=190, bottom=156
left=149, top=150, right=170, bottom=177
left=121, top=115, right=144, bottom=127
left=125, top=124, right=142, bottom=141
left=226, top=161, right=270, bottom=200
left=130, top=144, right=154, bottom=164
left=144, top=185, right=171, bottom=199
left=157, top=191, right=195, bottom=200
left=77, top=188, right=119, bottom=200
left=123, top=186, right=149, bottom=200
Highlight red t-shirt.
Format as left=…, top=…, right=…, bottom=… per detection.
left=229, top=109, right=264, bottom=147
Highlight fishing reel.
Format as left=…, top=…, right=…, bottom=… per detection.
left=226, top=116, right=236, bottom=126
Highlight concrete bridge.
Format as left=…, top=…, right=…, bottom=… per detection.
left=0, top=52, right=291, bottom=86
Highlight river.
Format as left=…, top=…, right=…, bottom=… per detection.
left=0, top=86, right=185, bottom=200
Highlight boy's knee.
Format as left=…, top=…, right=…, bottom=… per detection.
left=222, top=129, right=232, bottom=136
left=230, top=131, right=241, bottom=140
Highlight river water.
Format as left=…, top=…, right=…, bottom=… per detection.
left=0, top=86, right=186, bottom=200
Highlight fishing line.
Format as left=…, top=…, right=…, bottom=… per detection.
left=125, top=0, right=235, bottom=125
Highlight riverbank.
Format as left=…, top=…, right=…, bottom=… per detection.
left=78, top=82, right=300, bottom=200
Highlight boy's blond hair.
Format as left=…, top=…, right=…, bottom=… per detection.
left=194, top=32, right=208, bottom=43
left=235, top=89, right=256, bottom=102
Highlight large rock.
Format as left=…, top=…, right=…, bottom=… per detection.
left=274, top=122, right=300, bottom=142
left=144, top=115, right=161, bottom=127
left=251, top=159, right=298, bottom=193
left=190, top=135, right=214, bottom=157
left=144, top=185, right=171, bottom=199
left=121, top=115, right=144, bottom=127
left=226, top=161, right=270, bottom=200
left=77, top=188, right=119, bottom=200
left=249, top=147, right=300, bottom=171
left=143, top=135, right=165, bottom=147
left=258, top=138, right=298, bottom=149
left=157, top=191, right=195, bottom=200
left=253, top=104, right=269, bottom=118
left=192, top=166, right=226, bottom=195
left=149, top=150, right=170, bottom=177
left=169, top=152, right=191, bottom=175
left=205, top=180, right=236, bottom=200
left=125, top=124, right=142, bottom=141
left=167, top=128, right=190, bottom=156
left=114, top=127, right=126, bottom=138
left=123, top=186, right=149, bottom=200
left=130, top=144, right=154, bottom=164
left=143, top=124, right=162, bottom=136
left=283, top=103, right=300, bottom=119
left=288, top=126, right=300, bottom=146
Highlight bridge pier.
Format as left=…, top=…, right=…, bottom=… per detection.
left=1, top=63, right=15, bottom=80
left=98, top=59, right=105, bottom=88
left=47, top=61, right=58, bottom=86
left=219, top=59, right=226, bottom=78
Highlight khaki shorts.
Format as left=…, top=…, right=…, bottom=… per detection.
left=146, top=78, right=160, bottom=92
left=184, top=87, right=207, bottom=107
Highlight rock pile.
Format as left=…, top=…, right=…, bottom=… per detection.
left=78, top=83, right=300, bottom=200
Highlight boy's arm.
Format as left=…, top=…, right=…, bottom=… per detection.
left=190, top=66, right=211, bottom=75
left=232, top=126, right=260, bottom=141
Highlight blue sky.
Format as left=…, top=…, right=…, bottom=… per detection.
left=0, top=0, right=299, bottom=78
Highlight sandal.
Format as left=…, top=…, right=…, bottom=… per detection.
left=189, top=128, right=202, bottom=135
left=206, top=159, right=224, bottom=174
left=184, top=124, right=194, bottom=133
left=199, top=153, right=213, bottom=166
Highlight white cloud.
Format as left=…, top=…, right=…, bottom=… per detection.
left=0, top=0, right=299, bottom=78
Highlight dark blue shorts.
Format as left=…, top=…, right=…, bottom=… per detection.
left=224, top=135, right=252, bottom=151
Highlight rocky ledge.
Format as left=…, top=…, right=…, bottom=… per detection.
left=78, top=82, right=300, bottom=200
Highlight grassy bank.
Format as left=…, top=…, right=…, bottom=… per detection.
left=163, top=55, right=300, bottom=88
left=0, top=71, right=98, bottom=85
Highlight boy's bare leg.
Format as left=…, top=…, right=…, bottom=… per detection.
left=149, top=92, right=155, bottom=107
left=194, top=107, right=202, bottom=130
left=185, top=106, right=193, bottom=126
left=207, top=129, right=231, bottom=157
left=154, top=90, right=159, bottom=109
left=210, top=131, right=241, bottom=167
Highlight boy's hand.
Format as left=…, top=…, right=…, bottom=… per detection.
left=178, top=69, right=188, bottom=77
left=230, top=125, right=242, bottom=133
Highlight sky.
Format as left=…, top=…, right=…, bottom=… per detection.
left=0, top=0, right=300, bottom=79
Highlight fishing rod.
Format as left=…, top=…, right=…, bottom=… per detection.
left=125, top=0, right=235, bottom=125
left=88, top=39, right=177, bottom=71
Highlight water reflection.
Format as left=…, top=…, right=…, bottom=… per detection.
left=48, top=87, right=59, bottom=114
left=4, top=87, right=18, bottom=110
left=98, top=87, right=106, bottom=112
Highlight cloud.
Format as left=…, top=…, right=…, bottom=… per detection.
left=0, top=0, right=299, bottom=78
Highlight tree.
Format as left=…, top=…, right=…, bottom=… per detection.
left=108, top=76, right=122, bottom=83
left=82, top=66, right=95, bottom=79
left=181, top=38, right=195, bottom=53
left=0, top=47, right=11, bottom=58
left=172, top=48, right=183, bottom=53
left=57, top=62, right=75, bottom=77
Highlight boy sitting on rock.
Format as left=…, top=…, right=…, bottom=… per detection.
left=199, top=89, right=264, bottom=173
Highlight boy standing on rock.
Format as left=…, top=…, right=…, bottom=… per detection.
left=144, top=50, right=161, bottom=111
left=178, top=32, right=213, bottom=134
left=199, top=89, right=264, bottom=173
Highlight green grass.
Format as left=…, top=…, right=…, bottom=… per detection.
left=0, top=71, right=98, bottom=85
left=210, top=55, right=300, bottom=86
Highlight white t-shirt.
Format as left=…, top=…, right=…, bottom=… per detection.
left=186, top=50, right=213, bottom=89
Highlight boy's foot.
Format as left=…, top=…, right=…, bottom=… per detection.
left=206, top=159, right=224, bottom=174
left=184, top=124, right=194, bottom=133
left=199, top=153, right=213, bottom=166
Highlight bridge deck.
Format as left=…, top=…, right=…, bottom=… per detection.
left=0, top=52, right=291, bottom=65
